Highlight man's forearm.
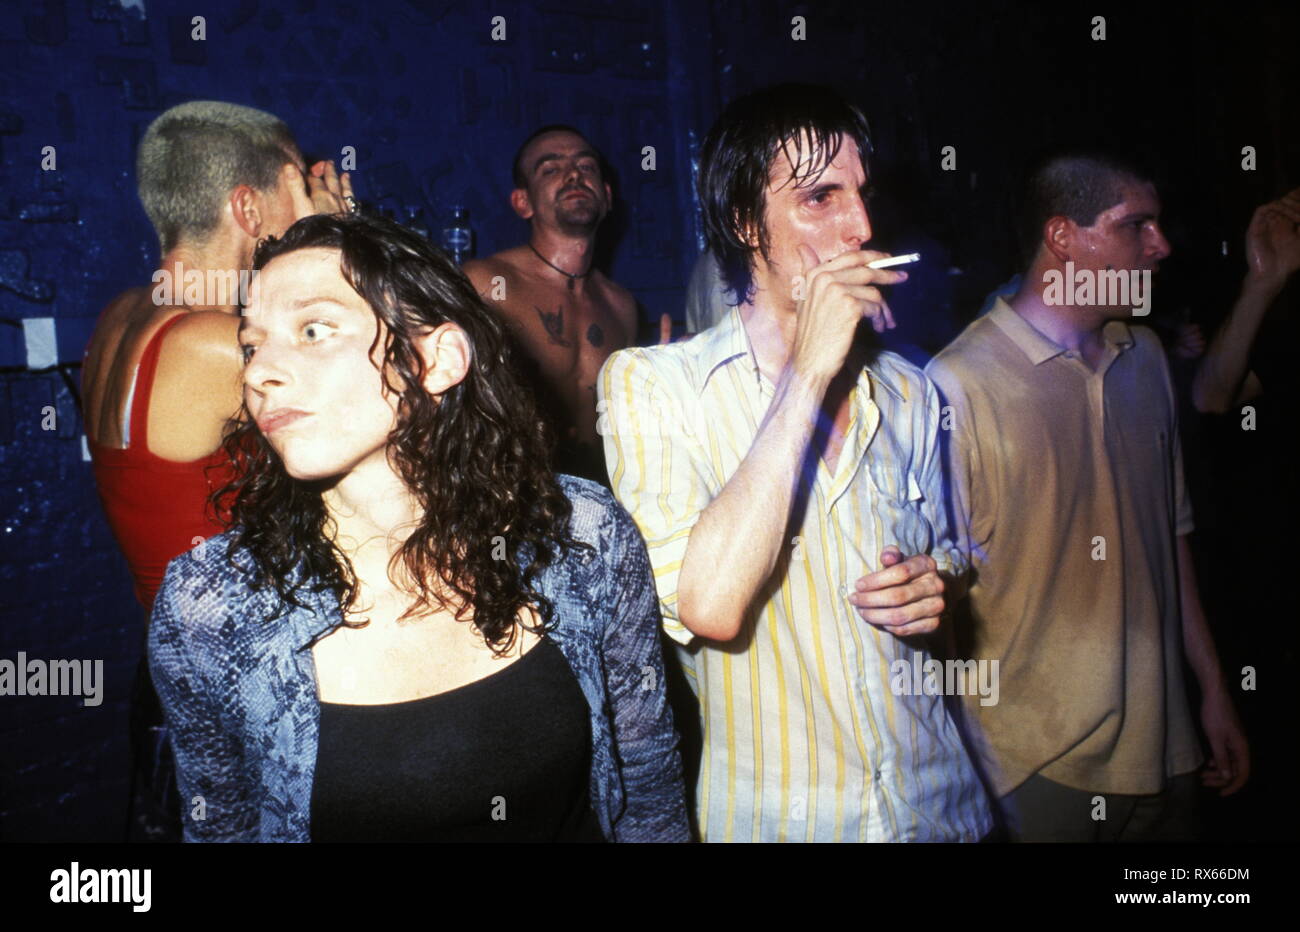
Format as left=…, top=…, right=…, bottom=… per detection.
left=1192, top=277, right=1278, bottom=413
left=676, top=365, right=829, bottom=640
left=1177, top=534, right=1230, bottom=699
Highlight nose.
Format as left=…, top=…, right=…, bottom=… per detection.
left=1148, top=223, right=1172, bottom=262
left=243, top=340, right=292, bottom=397
left=845, top=191, right=873, bottom=249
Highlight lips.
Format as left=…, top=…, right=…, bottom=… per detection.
left=256, top=408, right=312, bottom=434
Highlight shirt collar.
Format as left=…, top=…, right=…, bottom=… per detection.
left=988, top=297, right=1134, bottom=366
left=698, top=304, right=757, bottom=393
left=697, top=303, right=907, bottom=403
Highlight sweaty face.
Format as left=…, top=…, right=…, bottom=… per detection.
left=518, top=131, right=611, bottom=234
left=239, top=247, right=399, bottom=482
left=1071, top=181, right=1172, bottom=316
left=753, top=133, right=873, bottom=307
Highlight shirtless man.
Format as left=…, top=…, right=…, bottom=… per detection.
left=80, top=100, right=349, bottom=840
left=464, top=125, right=637, bottom=484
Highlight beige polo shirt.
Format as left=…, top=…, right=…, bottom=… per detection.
left=925, top=299, right=1203, bottom=797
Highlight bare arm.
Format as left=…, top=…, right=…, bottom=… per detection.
left=676, top=246, right=904, bottom=640
left=1176, top=535, right=1249, bottom=795
left=1193, top=189, right=1300, bottom=413
left=676, top=366, right=832, bottom=639
left=1191, top=282, right=1273, bottom=413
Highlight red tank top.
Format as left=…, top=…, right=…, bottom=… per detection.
left=88, top=313, right=239, bottom=610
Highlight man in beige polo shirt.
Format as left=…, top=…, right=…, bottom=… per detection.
left=926, top=152, right=1249, bottom=842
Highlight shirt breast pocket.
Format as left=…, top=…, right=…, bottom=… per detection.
left=867, top=460, right=923, bottom=507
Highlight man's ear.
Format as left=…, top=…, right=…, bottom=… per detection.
left=510, top=188, right=534, bottom=220
left=1043, top=216, right=1074, bottom=263
left=229, top=184, right=261, bottom=238
left=416, top=322, right=472, bottom=398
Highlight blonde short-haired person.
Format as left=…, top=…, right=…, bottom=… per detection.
left=82, top=100, right=352, bottom=840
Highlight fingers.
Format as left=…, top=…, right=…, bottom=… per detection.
left=1219, top=733, right=1251, bottom=796
left=850, top=551, right=945, bottom=635
left=1201, top=728, right=1250, bottom=796
left=857, top=553, right=938, bottom=591
left=875, top=297, right=896, bottom=333
left=808, top=253, right=910, bottom=288
left=659, top=313, right=672, bottom=345
left=800, top=247, right=910, bottom=295
left=812, top=282, right=897, bottom=333
left=306, top=160, right=348, bottom=215
left=853, top=600, right=943, bottom=636
left=1264, top=193, right=1300, bottom=225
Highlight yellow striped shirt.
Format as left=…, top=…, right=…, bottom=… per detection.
left=598, top=307, right=993, bottom=842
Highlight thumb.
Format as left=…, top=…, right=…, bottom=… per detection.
left=880, top=545, right=903, bottom=568
left=659, top=313, right=672, bottom=344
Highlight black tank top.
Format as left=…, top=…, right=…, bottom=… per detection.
left=311, top=637, right=606, bottom=842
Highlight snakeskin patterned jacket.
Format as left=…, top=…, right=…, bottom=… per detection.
left=148, top=476, right=691, bottom=842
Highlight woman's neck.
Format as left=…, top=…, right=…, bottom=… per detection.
left=322, top=457, right=424, bottom=596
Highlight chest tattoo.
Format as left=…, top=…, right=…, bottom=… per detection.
left=535, top=305, right=573, bottom=347
left=586, top=323, right=605, bottom=348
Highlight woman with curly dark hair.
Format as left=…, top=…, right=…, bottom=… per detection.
left=147, top=211, right=690, bottom=842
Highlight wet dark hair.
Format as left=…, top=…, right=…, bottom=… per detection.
left=217, top=212, right=587, bottom=654
left=511, top=124, right=603, bottom=188
left=1017, top=151, right=1153, bottom=268
left=697, top=83, right=874, bottom=306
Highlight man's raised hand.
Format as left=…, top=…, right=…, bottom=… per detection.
left=1245, top=187, right=1300, bottom=291
left=790, top=244, right=904, bottom=384
left=301, top=159, right=355, bottom=219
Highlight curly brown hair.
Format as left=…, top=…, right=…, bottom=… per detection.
left=215, top=212, right=587, bottom=654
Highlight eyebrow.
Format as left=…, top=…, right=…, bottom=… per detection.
left=801, top=181, right=843, bottom=198
left=238, top=295, right=350, bottom=336
left=532, top=148, right=599, bottom=174
left=1116, top=211, right=1158, bottom=223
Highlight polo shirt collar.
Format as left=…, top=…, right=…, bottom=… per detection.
left=989, top=297, right=1135, bottom=366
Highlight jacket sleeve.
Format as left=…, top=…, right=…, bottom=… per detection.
left=148, top=557, right=258, bottom=842
left=600, top=500, right=693, bottom=842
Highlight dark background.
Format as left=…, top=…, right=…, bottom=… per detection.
left=1, top=0, right=1295, bottom=841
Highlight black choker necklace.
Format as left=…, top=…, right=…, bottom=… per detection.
left=529, top=242, right=591, bottom=291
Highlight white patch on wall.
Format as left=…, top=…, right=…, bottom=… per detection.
left=23, top=317, right=56, bottom=369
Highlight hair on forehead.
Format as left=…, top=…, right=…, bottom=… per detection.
left=771, top=126, right=859, bottom=192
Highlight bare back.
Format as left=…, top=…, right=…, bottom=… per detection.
left=82, top=287, right=244, bottom=461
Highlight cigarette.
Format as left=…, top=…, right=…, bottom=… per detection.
left=867, top=252, right=921, bottom=269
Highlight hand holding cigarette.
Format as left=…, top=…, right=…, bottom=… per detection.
left=789, top=244, right=910, bottom=383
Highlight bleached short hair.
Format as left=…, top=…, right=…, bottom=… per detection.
left=136, top=100, right=301, bottom=252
